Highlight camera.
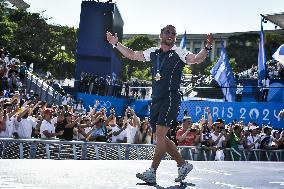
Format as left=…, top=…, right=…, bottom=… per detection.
left=59, top=105, right=64, bottom=110
left=126, top=107, right=133, bottom=119
left=127, top=112, right=132, bottom=119
left=190, top=128, right=197, bottom=132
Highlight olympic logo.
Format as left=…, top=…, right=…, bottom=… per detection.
left=95, top=100, right=112, bottom=109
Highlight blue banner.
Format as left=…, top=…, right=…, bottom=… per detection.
left=258, top=20, right=266, bottom=86
left=178, top=101, right=284, bottom=129
left=128, top=99, right=151, bottom=117
left=77, top=93, right=284, bottom=128
left=77, top=93, right=129, bottom=116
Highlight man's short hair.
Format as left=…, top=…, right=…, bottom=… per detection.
left=263, top=126, right=272, bottom=134
left=161, top=25, right=176, bottom=33
left=213, top=118, right=225, bottom=126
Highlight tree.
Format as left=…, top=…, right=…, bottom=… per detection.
left=121, top=35, right=156, bottom=81
left=0, top=2, right=77, bottom=78
left=265, top=32, right=284, bottom=59
left=49, top=25, right=77, bottom=78
left=226, top=33, right=259, bottom=72
left=226, top=32, right=284, bottom=73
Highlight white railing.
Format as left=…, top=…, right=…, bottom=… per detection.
left=26, top=71, right=63, bottom=105
left=1, top=138, right=283, bottom=161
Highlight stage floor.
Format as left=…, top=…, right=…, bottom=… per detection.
left=0, top=160, right=283, bottom=189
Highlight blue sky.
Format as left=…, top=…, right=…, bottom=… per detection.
left=24, top=0, right=284, bottom=34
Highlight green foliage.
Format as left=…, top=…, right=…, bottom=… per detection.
left=0, top=3, right=77, bottom=79
left=229, top=58, right=237, bottom=73
left=226, top=32, right=284, bottom=73
left=0, top=18, right=17, bottom=46
left=226, top=33, right=259, bottom=72
left=121, top=35, right=156, bottom=81
left=204, top=59, right=215, bottom=75
left=265, top=32, right=284, bottom=59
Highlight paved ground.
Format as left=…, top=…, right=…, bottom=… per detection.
left=0, top=160, right=283, bottom=189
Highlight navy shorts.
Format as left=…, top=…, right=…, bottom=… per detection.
left=149, top=92, right=181, bottom=133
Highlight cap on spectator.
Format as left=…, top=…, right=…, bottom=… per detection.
left=182, top=116, right=192, bottom=121
left=43, top=109, right=53, bottom=115
left=249, top=125, right=258, bottom=130
left=215, top=118, right=225, bottom=123
left=4, top=102, right=12, bottom=107
left=272, top=130, right=279, bottom=136
left=213, top=118, right=225, bottom=126
left=243, top=127, right=249, bottom=131
left=64, top=112, right=72, bottom=117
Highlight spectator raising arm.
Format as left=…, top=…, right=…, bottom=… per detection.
left=42, top=129, right=63, bottom=139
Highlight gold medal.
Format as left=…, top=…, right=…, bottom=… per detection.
left=154, top=72, right=161, bottom=81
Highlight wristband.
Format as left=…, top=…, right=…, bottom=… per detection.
left=204, top=45, right=212, bottom=51
left=113, top=42, right=118, bottom=48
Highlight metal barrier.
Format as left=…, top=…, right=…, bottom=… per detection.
left=1, top=138, right=283, bottom=161
left=26, top=71, right=63, bottom=105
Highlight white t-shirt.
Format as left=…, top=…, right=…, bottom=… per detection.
left=51, top=117, right=58, bottom=126
left=126, top=123, right=137, bottom=144
left=0, top=116, right=15, bottom=138
left=247, top=135, right=260, bottom=149
left=40, top=120, right=55, bottom=139
left=211, top=132, right=225, bottom=148
left=78, top=127, right=92, bottom=140
left=111, top=125, right=127, bottom=143
left=262, top=79, right=270, bottom=89
left=15, top=116, right=36, bottom=139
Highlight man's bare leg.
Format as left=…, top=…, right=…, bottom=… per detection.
left=165, top=137, right=185, bottom=167
left=151, top=125, right=185, bottom=170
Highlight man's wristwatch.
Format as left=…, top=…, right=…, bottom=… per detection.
left=204, top=45, right=212, bottom=51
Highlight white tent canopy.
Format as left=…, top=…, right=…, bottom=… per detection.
left=261, top=12, right=284, bottom=29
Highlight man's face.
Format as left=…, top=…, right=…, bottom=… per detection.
left=6, top=106, right=12, bottom=113
left=160, top=26, right=177, bottom=46
left=44, top=113, right=52, bottom=120
left=251, top=129, right=257, bottom=136
left=215, top=123, right=225, bottom=133
left=183, top=118, right=192, bottom=128
left=66, top=115, right=72, bottom=122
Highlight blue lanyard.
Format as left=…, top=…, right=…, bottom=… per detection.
left=156, top=53, right=168, bottom=74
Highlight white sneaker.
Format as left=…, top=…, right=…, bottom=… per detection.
left=136, top=167, right=156, bottom=184
left=175, top=161, right=193, bottom=182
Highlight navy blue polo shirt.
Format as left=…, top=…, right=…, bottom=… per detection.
left=143, top=45, right=193, bottom=98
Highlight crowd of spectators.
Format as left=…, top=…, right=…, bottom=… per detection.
left=79, top=72, right=151, bottom=99
left=1, top=46, right=284, bottom=161
left=237, top=60, right=284, bottom=80
left=174, top=108, right=284, bottom=161
left=0, top=47, right=28, bottom=97
left=1, top=88, right=283, bottom=160
left=0, top=93, right=154, bottom=145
